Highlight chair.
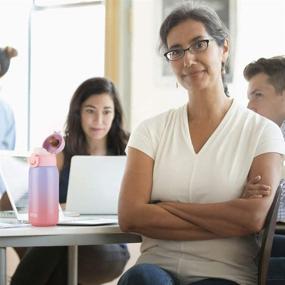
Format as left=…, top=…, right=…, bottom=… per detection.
left=258, top=185, right=282, bottom=285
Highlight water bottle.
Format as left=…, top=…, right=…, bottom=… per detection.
left=28, top=132, right=65, bottom=226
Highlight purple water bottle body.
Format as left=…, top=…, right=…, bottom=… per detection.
left=28, top=166, right=59, bottom=226
left=28, top=132, right=64, bottom=226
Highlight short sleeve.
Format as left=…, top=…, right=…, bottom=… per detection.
left=126, top=120, right=156, bottom=159
left=255, top=120, right=285, bottom=157
left=126, top=111, right=171, bottom=159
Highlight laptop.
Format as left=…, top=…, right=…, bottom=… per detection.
left=0, top=152, right=120, bottom=226
left=65, top=155, right=127, bottom=215
left=0, top=152, right=29, bottom=222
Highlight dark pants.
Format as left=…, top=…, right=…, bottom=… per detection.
left=267, top=234, right=285, bottom=284
left=11, top=244, right=129, bottom=285
left=118, top=235, right=285, bottom=285
left=11, top=247, right=67, bottom=285
left=118, top=263, right=238, bottom=285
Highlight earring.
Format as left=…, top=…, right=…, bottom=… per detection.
left=221, top=62, right=226, bottom=74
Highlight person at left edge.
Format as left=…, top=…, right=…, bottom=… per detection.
left=0, top=46, right=17, bottom=197
left=0, top=46, right=17, bottom=150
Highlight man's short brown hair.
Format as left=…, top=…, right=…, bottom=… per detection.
left=243, top=56, right=285, bottom=93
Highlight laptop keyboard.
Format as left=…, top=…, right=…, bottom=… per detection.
left=0, top=211, right=16, bottom=218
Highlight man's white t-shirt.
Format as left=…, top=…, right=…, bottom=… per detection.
left=127, top=99, right=285, bottom=285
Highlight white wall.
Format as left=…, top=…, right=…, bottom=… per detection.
left=232, top=0, right=285, bottom=105
left=29, top=4, right=105, bottom=148
left=130, top=0, right=285, bottom=129
left=130, top=0, right=187, bottom=130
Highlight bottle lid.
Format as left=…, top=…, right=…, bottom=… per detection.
left=42, top=132, right=65, bottom=154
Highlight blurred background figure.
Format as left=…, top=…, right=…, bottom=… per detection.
left=0, top=46, right=17, bottom=197
left=244, top=56, right=285, bottom=284
left=0, top=46, right=17, bottom=150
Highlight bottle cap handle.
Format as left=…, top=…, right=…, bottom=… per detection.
left=42, top=132, right=65, bottom=154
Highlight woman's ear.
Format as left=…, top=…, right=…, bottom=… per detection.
left=221, top=39, right=229, bottom=63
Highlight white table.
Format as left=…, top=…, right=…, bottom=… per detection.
left=0, top=224, right=141, bottom=285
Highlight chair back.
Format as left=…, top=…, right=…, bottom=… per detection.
left=258, top=185, right=282, bottom=285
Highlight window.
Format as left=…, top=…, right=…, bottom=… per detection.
left=30, top=3, right=105, bottom=147
left=0, top=1, right=105, bottom=150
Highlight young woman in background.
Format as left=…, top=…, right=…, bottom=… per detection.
left=11, top=77, right=130, bottom=285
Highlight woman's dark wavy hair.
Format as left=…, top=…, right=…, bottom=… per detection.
left=159, top=2, right=230, bottom=96
left=63, top=77, right=129, bottom=166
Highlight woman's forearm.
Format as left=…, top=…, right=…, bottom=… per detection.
left=119, top=203, right=221, bottom=240
left=159, top=198, right=272, bottom=236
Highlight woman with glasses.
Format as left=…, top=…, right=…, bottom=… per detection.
left=118, top=3, right=285, bottom=285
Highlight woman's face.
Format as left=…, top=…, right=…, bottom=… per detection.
left=166, top=19, right=228, bottom=92
left=80, top=93, right=115, bottom=142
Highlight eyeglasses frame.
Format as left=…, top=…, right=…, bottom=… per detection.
left=164, top=39, right=214, bottom=61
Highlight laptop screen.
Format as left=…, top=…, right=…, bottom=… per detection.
left=66, top=155, right=126, bottom=215
left=0, top=153, right=29, bottom=215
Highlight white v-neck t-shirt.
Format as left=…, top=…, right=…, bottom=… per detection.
left=127, top=99, right=285, bottom=285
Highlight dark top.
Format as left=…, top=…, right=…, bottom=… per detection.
left=58, top=149, right=122, bottom=204
left=59, top=165, right=70, bottom=204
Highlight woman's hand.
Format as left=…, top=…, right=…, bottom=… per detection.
left=241, top=175, right=271, bottom=199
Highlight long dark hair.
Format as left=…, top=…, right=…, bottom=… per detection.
left=63, top=77, right=129, bottom=166
left=159, top=3, right=230, bottom=96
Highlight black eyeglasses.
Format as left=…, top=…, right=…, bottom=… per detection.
left=164, top=39, right=213, bottom=61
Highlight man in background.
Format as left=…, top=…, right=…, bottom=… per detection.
left=244, top=55, right=285, bottom=284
